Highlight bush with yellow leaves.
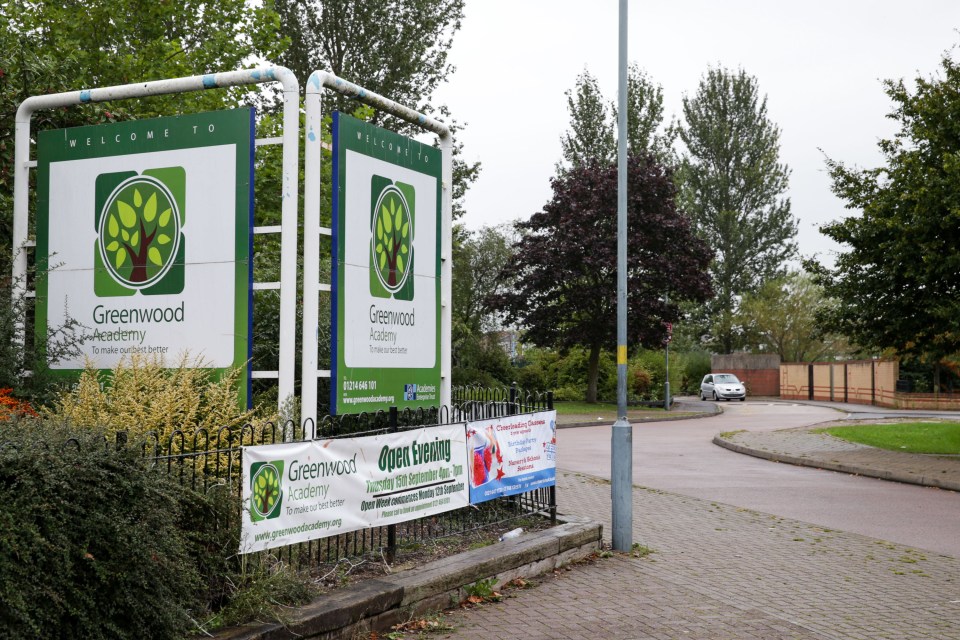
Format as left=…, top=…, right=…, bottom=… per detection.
left=46, top=353, right=267, bottom=443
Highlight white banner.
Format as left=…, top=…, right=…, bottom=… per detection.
left=467, top=411, right=557, bottom=504
left=240, top=424, right=468, bottom=554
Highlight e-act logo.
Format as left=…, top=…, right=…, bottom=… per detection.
left=94, top=167, right=185, bottom=297
left=250, top=460, right=284, bottom=522
left=370, top=176, right=414, bottom=301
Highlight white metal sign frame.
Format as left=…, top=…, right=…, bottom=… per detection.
left=12, top=66, right=300, bottom=409
left=302, top=71, right=453, bottom=427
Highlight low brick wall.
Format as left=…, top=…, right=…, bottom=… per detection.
left=892, top=393, right=960, bottom=410
left=724, top=369, right=779, bottom=396
left=712, top=354, right=780, bottom=396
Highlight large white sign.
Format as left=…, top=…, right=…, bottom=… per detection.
left=45, top=145, right=238, bottom=367
left=240, top=424, right=469, bottom=554
left=332, top=113, right=442, bottom=413
left=341, top=148, right=438, bottom=369
left=36, top=110, right=254, bottom=399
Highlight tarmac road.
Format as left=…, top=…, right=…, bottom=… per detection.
left=557, top=398, right=960, bottom=557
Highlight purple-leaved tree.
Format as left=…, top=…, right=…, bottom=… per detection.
left=489, top=155, right=714, bottom=403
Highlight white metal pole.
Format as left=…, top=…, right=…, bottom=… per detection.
left=301, top=71, right=452, bottom=427
left=276, top=70, right=301, bottom=410
left=12, top=114, right=31, bottom=345
left=301, top=71, right=331, bottom=429
left=12, top=66, right=300, bottom=411
left=440, top=135, right=453, bottom=410
left=664, top=292, right=671, bottom=410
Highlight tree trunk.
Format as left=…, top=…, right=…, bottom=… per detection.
left=586, top=342, right=601, bottom=403
left=129, top=262, right=148, bottom=283
left=127, top=218, right=157, bottom=283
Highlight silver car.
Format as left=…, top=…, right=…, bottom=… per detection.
left=700, top=373, right=746, bottom=401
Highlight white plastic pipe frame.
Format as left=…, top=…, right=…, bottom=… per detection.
left=302, top=71, right=453, bottom=428
left=12, top=66, right=301, bottom=410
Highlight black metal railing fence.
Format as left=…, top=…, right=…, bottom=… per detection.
left=1, top=385, right=556, bottom=569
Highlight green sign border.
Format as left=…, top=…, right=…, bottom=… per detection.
left=331, top=113, right=442, bottom=414
left=35, top=108, right=255, bottom=405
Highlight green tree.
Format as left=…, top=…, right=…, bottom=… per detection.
left=451, top=224, right=515, bottom=387
left=559, top=64, right=673, bottom=171
left=252, top=463, right=283, bottom=518
left=453, top=224, right=514, bottom=333
left=622, top=64, right=675, bottom=164
left=559, top=69, right=614, bottom=169
left=490, top=156, right=713, bottom=403
left=273, top=0, right=462, bottom=121
left=272, top=0, right=479, bottom=220
left=676, top=67, right=798, bottom=353
left=373, top=188, right=413, bottom=289
left=807, top=46, right=960, bottom=366
left=739, top=271, right=849, bottom=362
left=6, top=0, right=282, bottom=117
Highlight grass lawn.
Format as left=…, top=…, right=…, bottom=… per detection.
left=818, top=421, right=960, bottom=455
left=554, top=401, right=667, bottom=415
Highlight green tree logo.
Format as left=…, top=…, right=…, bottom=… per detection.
left=250, top=461, right=284, bottom=522
left=369, top=177, right=415, bottom=300
left=94, top=168, right=185, bottom=296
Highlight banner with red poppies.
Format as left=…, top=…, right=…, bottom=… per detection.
left=466, top=411, right=557, bottom=504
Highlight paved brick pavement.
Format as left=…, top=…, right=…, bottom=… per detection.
left=432, top=469, right=960, bottom=640
left=443, top=553, right=827, bottom=639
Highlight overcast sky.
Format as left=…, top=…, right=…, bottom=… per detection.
left=433, top=1, right=960, bottom=265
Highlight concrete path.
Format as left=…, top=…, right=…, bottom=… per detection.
left=716, top=423, right=960, bottom=491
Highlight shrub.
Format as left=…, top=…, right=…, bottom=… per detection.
left=512, top=362, right=546, bottom=394
left=451, top=320, right=513, bottom=388
left=511, top=347, right=558, bottom=392
left=632, top=366, right=653, bottom=400
left=551, top=384, right=585, bottom=402
left=455, top=367, right=504, bottom=388
left=593, top=350, right=617, bottom=401
left=0, top=437, right=234, bottom=639
left=628, top=348, right=712, bottom=399
left=633, top=349, right=667, bottom=401
left=514, top=346, right=618, bottom=402
left=679, top=350, right=712, bottom=394
left=45, top=354, right=264, bottom=442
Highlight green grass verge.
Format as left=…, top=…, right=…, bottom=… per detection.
left=553, top=401, right=667, bottom=415
left=819, top=421, right=960, bottom=455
